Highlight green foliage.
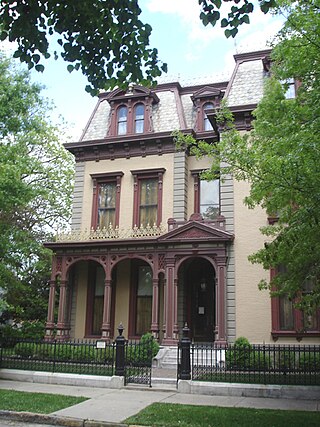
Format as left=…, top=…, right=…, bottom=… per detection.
left=0, top=54, right=74, bottom=325
left=226, top=337, right=272, bottom=371
left=126, top=333, right=159, bottom=365
left=0, top=0, right=167, bottom=95
left=175, top=2, right=320, bottom=309
left=298, top=353, right=320, bottom=372
left=0, top=321, right=45, bottom=341
left=199, top=0, right=277, bottom=38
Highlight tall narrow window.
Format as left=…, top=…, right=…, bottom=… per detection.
left=91, top=172, right=123, bottom=230
left=279, top=295, right=294, bottom=330
left=136, top=265, right=153, bottom=335
left=203, top=102, right=214, bottom=131
left=200, top=179, right=220, bottom=219
left=140, top=179, right=158, bottom=227
left=92, top=265, right=105, bottom=335
left=117, top=105, right=128, bottom=135
left=98, top=182, right=116, bottom=228
left=134, top=103, right=144, bottom=133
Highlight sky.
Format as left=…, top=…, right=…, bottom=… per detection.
left=1, top=0, right=284, bottom=142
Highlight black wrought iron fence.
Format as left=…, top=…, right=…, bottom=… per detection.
left=124, top=335, right=155, bottom=387
left=190, top=343, right=320, bottom=385
left=0, top=338, right=115, bottom=376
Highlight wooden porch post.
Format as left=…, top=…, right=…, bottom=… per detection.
left=101, top=274, right=112, bottom=341
left=215, top=256, right=227, bottom=346
left=151, top=277, right=159, bottom=339
left=56, top=279, right=70, bottom=341
left=45, top=278, right=56, bottom=340
left=162, top=257, right=178, bottom=345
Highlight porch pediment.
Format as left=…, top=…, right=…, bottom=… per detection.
left=158, top=220, right=234, bottom=243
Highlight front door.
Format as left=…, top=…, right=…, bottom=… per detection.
left=185, top=258, right=215, bottom=342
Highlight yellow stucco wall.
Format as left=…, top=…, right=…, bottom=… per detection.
left=233, top=179, right=272, bottom=343
left=82, top=154, right=175, bottom=230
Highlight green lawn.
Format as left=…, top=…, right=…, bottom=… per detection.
left=0, top=389, right=88, bottom=414
left=124, top=403, right=320, bottom=427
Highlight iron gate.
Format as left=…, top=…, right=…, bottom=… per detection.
left=124, top=336, right=153, bottom=387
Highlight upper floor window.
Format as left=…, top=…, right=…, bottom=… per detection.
left=117, top=105, right=128, bottom=135
left=282, top=78, right=296, bottom=99
left=106, top=85, right=159, bottom=137
left=192, top=171, right=220, bottom=219
left=90, top=172, right=123, bottom=229
left=98, top=183, right=116, bottom=228
left=131, top=168, right=165, bottom=228
left=203, top=103, right=214, bottom=131
left=200, top=179, right=220, bottom=219
left=134, top=103, right=145, bottom=133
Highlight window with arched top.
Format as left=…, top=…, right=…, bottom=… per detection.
left=203, top=103, right=214, bottom=131
left=134, top=103, right=145, bottom=133
left=117, top=105, right=128, bottom=135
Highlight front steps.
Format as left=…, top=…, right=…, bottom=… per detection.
left=153, top=346, right=178, bottom=369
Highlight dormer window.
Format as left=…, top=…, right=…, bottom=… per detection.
left=106, top=85, right=159, bottom=137
left=117, top=105, right=128, bottom=135
left=191, top=86, right=223, bottom=135
left=203, top=103, right=214, bottom=131
left=134, top=103, right=145, bottom=134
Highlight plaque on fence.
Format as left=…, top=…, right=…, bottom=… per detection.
left=96, top=340, right=106, bottom=349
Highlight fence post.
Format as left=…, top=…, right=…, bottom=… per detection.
left=115, top=323, right=125, bottom=376
left=180, top=323, right=191, bottom=380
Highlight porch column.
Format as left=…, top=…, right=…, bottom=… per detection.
left=56, top=279, right=70, bottom=341
left=151, top=278, right=159, bottom=339
left=162, top=257, right=178, bottom=345
left=215, top=256, right=227, bottom=345
left=45, top=279, right=56, bottom=340
left=101, top=276, right=112, bottom=341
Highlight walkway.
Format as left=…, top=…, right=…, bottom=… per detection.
left=0, top=379, right=319, bottom=426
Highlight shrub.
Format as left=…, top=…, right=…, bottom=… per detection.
left=274, top=348, right=296, bottom=371
left=126, top=333, right=159, bottom=365
left=226, top=337, right=252, bottom=370
left=14, top=342, right=36, bottom=358
left=298, top=353, right=320, bottom=371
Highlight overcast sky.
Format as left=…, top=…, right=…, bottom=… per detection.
left=1, top=0, right=284, bottom=142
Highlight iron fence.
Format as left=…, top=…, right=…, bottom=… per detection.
left=0, top=338, right=115, bottom=376
left=190, top=343, right=320, bottom=385
left=124, top=336, right=154, bottom=387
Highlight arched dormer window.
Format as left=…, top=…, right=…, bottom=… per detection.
left=117, top=105, right=128, bottom=135
left=203, top=102, right=214, bottom=131
left=106, top=85, right=159, bottom=137
left=134, top=103, right=145, bottom=133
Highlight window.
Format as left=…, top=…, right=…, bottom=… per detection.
left=203, top=102, right=214, bottom=131
left=136, top=265, right=153, bottom=335
left=98, top=183, right=116, bottom=228
left=282, top=78, right=296, bottom=99
left=86, top=263, right=105, bottom=337
left=271, top=267, right=320, bottom=339
left=117, top=105, right=128, bottom=135
left=139, top=179, right=158, bottom=227
left=106, top=86, right=159, bottom=137
left=134, top=103, right=144, bottom=133
left=131, top=168, right=165, bottom=228
left=91, top=172, right=123, bottom=229
left=192, top=171, right=220, bottom=219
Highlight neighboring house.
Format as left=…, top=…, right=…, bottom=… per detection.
left=44, top=49, right=319, bottom=345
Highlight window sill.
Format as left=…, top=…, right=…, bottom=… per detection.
left=272, top=330, right=320, bottom=341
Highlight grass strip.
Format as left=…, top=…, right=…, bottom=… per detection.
left=0, top=389, right=88, bottom=414
left=124, top=402, right=320, bottom=427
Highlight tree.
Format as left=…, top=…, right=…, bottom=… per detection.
left=174, top=0, right=320, bottom=312
left=0, top=0, right=278, bottom=95
left=0, top=54, right=74, bottom=329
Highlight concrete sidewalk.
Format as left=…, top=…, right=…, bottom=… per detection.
left=0, top=379, right=319, bottom=426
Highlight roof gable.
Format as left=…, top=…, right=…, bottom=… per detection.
left=158, top=220, right=234, bottom=243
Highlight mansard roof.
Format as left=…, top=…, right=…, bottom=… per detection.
left=69, top=49, right=271, bottom=155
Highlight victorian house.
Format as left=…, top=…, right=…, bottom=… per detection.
left=44, top=49, right=319, bottom=345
